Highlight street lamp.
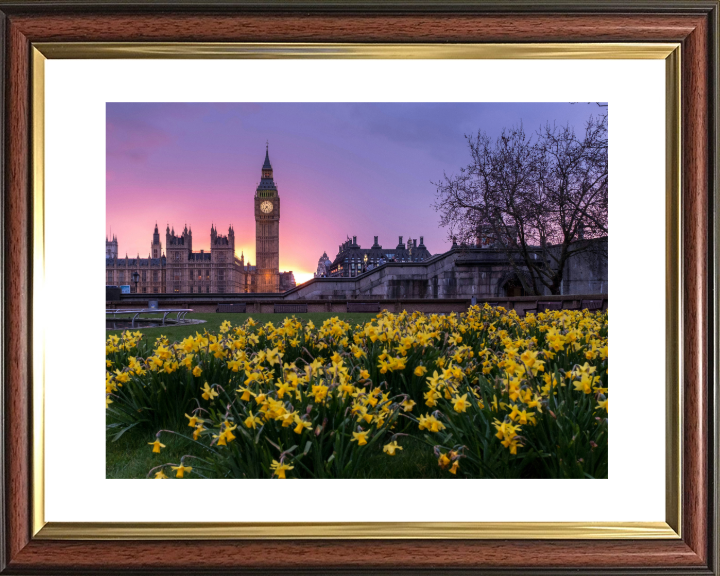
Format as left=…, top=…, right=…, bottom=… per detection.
left=131, top=271, right=140, bottom=294
left=363, top=253, right=368, bottom=273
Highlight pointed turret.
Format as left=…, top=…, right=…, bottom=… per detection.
left=151, top=222, right=163, bottom=258
left=263, top=142, right=272, bottom=170
left=105, top=231, right=119, bottom=259
left=257, top=143, right=278, bottom=194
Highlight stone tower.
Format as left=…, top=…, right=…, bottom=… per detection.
left=254, top=144, right=280, bottom=292
left=210, top=224, right=236, bottom=293
left=165, top=224, right=192, bottom=293
left=150, top=223, right=162, bottom=258
left=106, top=234, right=118, bottom=258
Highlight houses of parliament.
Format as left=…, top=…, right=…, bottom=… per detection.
left=105, top=147, right=295, bottom=294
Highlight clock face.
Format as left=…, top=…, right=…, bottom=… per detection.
left=260, top=201, right=273, bottom=214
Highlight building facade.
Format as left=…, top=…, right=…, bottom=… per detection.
left=325, top=235, right=433, bottom=277
left=106, top=147, right=294, bottom=294
left=314, top=251, right=331, bottom=277
left=105, top=252, right=166, bottom=294
left=286, top=238, right=608, bottom=301
left=163, top=223, right=247, bottom=294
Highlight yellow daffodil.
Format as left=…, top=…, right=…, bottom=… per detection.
left=244, top=411, right=262, bottom=429
left=452, top=394, right=470, bottom=413
left=148, top=439, right=165, bottom=453
left=193, top=425, right=205, bottom=440
left=185, top=413, right=203, bottom=427
left=171, top=464, right=192, bottom=478
left=352, top=430, right=369, bottom=446
left=401, top=399, right=416, bottom=412
left=293, top=415, right=312, bottom=435
left=418, top=413, right=446, bottom=433
left=311, top=384, right=329, bottom=403
left=383, top=441, right=402, bottom=456
left=270, top=460, right=294, bottom=479
left=201, top=382, right=219, bottom=401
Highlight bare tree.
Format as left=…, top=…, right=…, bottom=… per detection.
left=434, top=113, right=607, bottom=295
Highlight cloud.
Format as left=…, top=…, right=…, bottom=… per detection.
left=345, top=103, right=477, bottom=164
left=106, top=116, right=173, bottom=163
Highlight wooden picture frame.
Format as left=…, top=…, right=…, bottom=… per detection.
left=2, top=1, right=718, bottom=573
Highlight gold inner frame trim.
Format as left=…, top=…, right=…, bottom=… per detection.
left=31, top=46, right=46, bottom=538
left=36, top=521, right=679, bottom=540
left=31, top=42, right=682, bottom=541
left=34, top=42, right=678, bottom=60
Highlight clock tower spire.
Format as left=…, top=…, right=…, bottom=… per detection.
left=254, top=143, right=280, bottom=292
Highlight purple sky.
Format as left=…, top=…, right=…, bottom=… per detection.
left=107, top=102, right=604, bottom=283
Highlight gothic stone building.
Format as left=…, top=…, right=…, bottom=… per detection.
left=325, top=235, right=433, bottom=278
left=106, top=147, right=295, bottom=294
left=287, top=238, right=608, bottom=301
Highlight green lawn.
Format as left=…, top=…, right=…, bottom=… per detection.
left=106, top=426, right=445, bottom=480
left=107, top=312, right=378, bottom=342
left=106, top=426, right=207, bottom=479
left=106, top=310, right=452, bottom=478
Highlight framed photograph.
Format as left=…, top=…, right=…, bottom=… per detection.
left=2, top=1, right=718, bottom=573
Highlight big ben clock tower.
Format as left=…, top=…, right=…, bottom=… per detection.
left=254, top=144, right=280, bottom=292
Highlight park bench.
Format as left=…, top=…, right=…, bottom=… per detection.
left=581, top=299, right=605, bottom=311
left=274, top=303, right=308, bottom=313
left=347, top=302, right=382, bottom=313
left=106, top=308, right=193, bottom=328
left=216, top=303, right=247, bottom=313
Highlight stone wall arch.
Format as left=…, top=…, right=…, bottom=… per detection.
left=496, top=270, right=532, bottom=297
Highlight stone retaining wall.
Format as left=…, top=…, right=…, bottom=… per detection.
left=109, top=294, right=607, bottom=316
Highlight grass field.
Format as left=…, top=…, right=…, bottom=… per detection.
left=106, top=426, right=444, bottom=479
left=107, top=307, right=608, bottom=479
left=107, top=310, right=426, bottom=478
left=107, top=312, right=378, bottom=342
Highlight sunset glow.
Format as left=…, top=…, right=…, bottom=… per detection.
left=107, top=102, right=599, bottom=280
